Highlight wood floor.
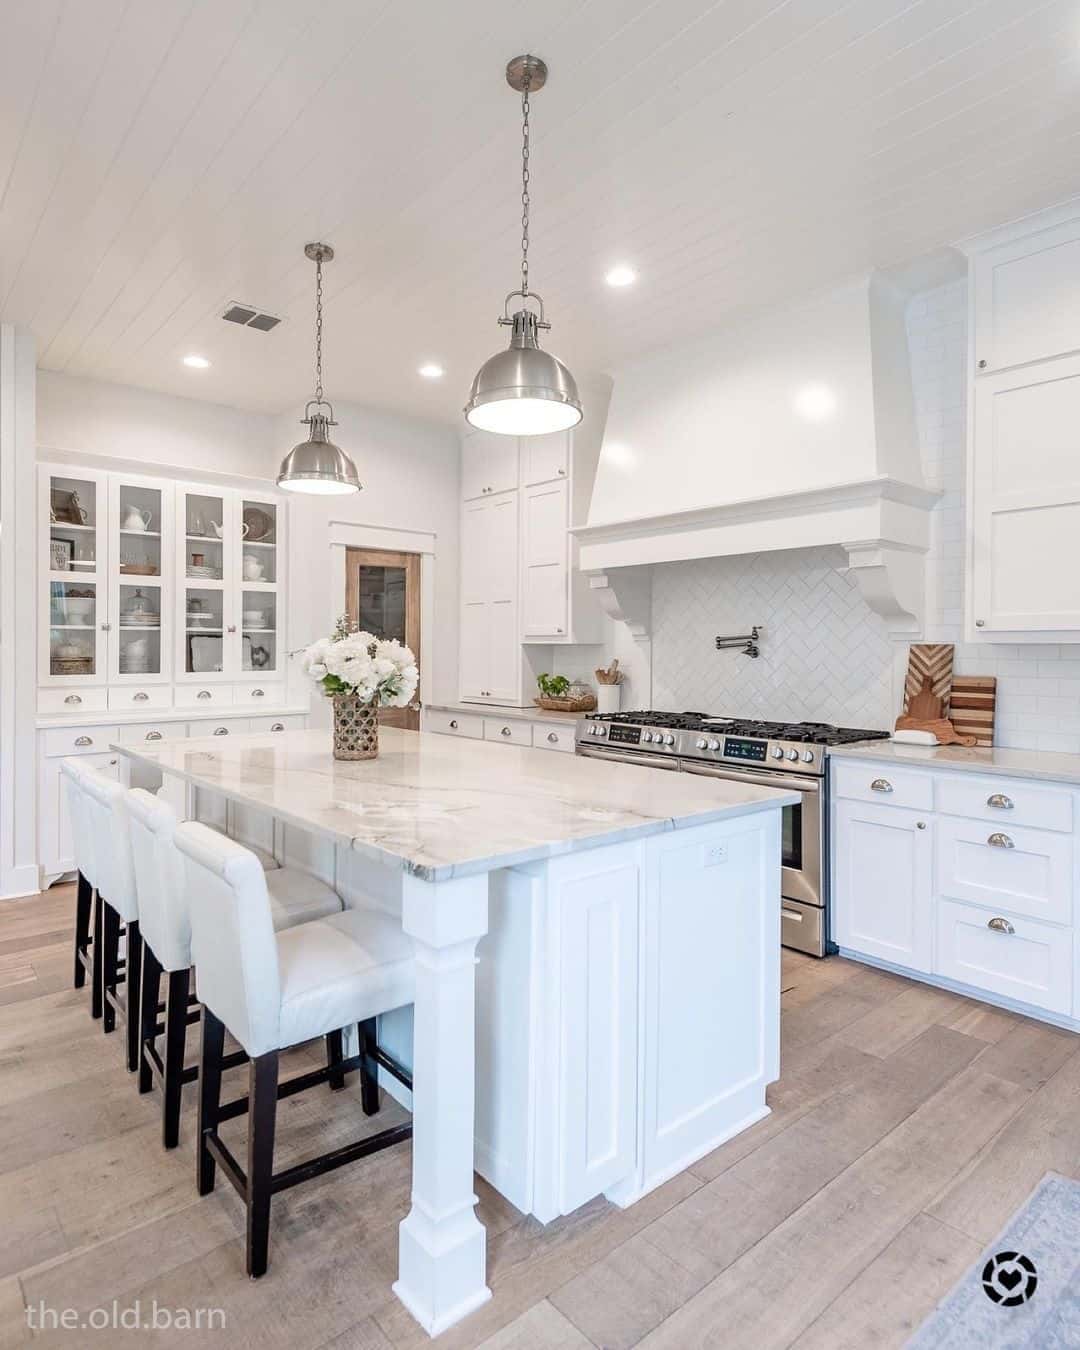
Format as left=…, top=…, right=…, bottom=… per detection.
left=2, top=884, right=1078, bottom=1349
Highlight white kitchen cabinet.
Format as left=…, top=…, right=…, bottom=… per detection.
left=935, top=816, right=1072, bottom=926
left=459, top=489, right=528, bottom=704
left=832, top=798, right=933, bottom=973
left=522, top=480, right=569, bottom=638
left=462, top=430, right=518, bottom=500
left=40, top=466, right=110, bottom=689
left=39, top=748, right=121, bottom=887
left=935, top=899, right=1072, bottom=1017
left=521, top=431, right=569, bottom=486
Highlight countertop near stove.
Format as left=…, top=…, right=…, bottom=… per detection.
left=114, top=726, right=799, bottom=881
left=828, top=739, right=1080, bottom=786
left=423, top=701, right=582, bottom=727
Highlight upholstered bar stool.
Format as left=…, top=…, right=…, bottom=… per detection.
left=126, top=788, right=346, bottom=1147
left=175, top=821, right=415, bottom=1278
left=60, top=759, right=103, bottom=1015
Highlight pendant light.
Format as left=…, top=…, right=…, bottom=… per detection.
left=277, top=243, right=362, bottom=495
left=464, top=55, right=582, bottom=437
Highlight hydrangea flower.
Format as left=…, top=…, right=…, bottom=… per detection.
left=301, top=617, right=418, bottom=707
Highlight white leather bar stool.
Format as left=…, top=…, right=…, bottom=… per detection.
left=60, top=759, right=103, bottom=1016
left=175, top=821, right=415, bottom=1278
left=126, top=788, right=346, bottom=1148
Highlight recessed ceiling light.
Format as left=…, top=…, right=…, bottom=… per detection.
left=604, top=264, right=637, bottom=288
left=418, top=363, right=445, bottom=379
left=183, top=354, right=211, bottom=369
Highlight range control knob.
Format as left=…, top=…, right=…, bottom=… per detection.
left=802, top=750, right=815, bottom=763
left=771, top=746, right=784, bottom=760
left=786, top=748, right=800, bottom=761
left=596, top=725, right=607, bottom=736
left=642, top=731, right=654, bottom=743
left=665, top=734, right=676, bottom=745
left=696, top=738, right=708, bottom=750
left=707, top=739, right=721, bottom=751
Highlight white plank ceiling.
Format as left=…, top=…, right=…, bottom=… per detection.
left=3, top=0, right=1080, bottom=425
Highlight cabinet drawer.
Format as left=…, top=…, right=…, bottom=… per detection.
left=187, top=717, right=251, bottom=739
left=233, top=682, right=286, bottom=708
left=484, top=717, right=533, bottom=746
left=175, top=686, right=234, bottom=709
left=935, top=898, right=1072, bottom=1016
left=116, top=721, right=185, bottom=748
left=108, top=685, right=172, bottom=712
left=249, top=715, right=305, bottom=734
left=38, top=687, right=108, bottom=715
left=832, top=761, right=933, bottom=811
left=936, top=816, right=1072, bottom=925
left=43, top=724, right=119, bottom=758
left=425, top=709, right=485, bottom=739
left=533, top=723, right=575, bottom=752
left=936, top=774, right=1072, bottom=833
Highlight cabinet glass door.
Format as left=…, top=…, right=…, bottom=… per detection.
left=112, top=478, right=167, bottom=681
left=45, top=471, right=106, bottom=682
left=239, top=498, right=279, bottom=675
left=177, top=487, right=230, bottom=679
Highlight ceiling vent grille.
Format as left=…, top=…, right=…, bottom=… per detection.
left=222, top=302, right=282, bottom=331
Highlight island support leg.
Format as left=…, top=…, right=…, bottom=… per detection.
left=394, top=871, right=491, bottom=1337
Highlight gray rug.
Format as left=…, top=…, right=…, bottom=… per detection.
left=908, top=1173, right=1080, bottom=1348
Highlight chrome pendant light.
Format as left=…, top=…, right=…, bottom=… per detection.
left=465, top=55, right=582, bottom=437
left=277, top=243, right=362, bottom=495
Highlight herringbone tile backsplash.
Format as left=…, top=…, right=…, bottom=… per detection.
left=651, top=546, right=894, bottom=727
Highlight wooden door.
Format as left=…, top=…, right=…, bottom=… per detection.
left=345, top=547, right=421, bottom=730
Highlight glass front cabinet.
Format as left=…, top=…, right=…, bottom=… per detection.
left=39, top=464, right=286, bottom=697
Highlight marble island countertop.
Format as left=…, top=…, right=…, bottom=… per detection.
left=829, top=739, right=1080, bottom=786
left=114, top=726, right=798, bottom=881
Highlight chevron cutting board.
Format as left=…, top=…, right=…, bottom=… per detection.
left=903, top=644, right=955, bottom=715
left=949, top=675, right=997, bottom=746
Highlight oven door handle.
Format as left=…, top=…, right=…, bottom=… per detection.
left=680, top=761, right=820, bottom=793
left=576, top=747, right=681, bottom=771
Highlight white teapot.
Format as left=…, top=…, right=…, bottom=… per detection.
left=212, top=521, right=249, bottom=539
left=122, top=505, right=152, bottom=532
left=242, top=554, right=265, bottom=581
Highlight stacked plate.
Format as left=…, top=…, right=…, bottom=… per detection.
left=188, top=564, right=222, bottom=579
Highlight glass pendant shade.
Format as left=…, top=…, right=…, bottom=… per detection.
left=465, top=308, right=582, bottom=436
left=277, top=409, right=361, bottom=495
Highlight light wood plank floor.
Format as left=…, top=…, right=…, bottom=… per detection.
left=2, top=883, right=1078, bottom=1348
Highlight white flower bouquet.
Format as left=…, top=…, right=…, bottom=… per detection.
left=301, top=615, right=418, bottom=708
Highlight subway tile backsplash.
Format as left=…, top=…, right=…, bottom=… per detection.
left=651, top=279, right=1080, bottom=751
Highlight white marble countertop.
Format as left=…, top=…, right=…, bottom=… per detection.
left=113, top=726, right=798, bottom=882
left=828, top=740, right=1080, bottom=786
left=423, top=700, right=583, bottom=726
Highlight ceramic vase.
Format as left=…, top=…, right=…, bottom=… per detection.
left=332, top=693, right=379, bottom=760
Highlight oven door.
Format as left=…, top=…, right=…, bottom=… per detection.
left=575, top=746, right=681, bottom=771
left=679, top=760, right=823, bottom=910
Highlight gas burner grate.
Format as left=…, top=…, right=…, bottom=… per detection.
left=587, top=711, right=889, bottom=746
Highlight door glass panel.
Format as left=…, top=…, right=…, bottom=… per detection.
left=782, top=801, right=802, bottom=871
left=356, top=565, right=407, bottom=642
left=242, top=590, right=276, bottom=672
left=241, top=499, right=277, bottom=583
left=184, top=493, right=224, bottom=580
left=49, top=475, right=98, bottom=575
left=118, top=584, right=162, bottom=676
left=184, top=587, right=224, bottom=674
left=49, top=581, right=97, bottom=676
left=117, top=483, right=163, bottom=577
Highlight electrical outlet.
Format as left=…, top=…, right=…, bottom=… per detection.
left=705, top=843, right=728, bottom=866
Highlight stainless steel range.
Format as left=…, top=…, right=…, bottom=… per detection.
left=575, top=711, right=889, bottom=957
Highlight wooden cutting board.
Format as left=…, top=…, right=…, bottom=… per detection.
left=903, top=643, right=954, bottom=715
left=949, top=675, right=997, bottom=746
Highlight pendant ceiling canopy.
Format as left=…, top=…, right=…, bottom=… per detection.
left=464, top=55, right=582, bottom=438
left=277, top=243, right=362, bottom=495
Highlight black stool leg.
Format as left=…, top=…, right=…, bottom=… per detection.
left=162, top=968, right=191, bottom=1149
left=326, top=1028, right=346, bottom=1091
left=246, top=1051, right=279, bottom=1279
left=358, top=1017, right=379, bottom=1116
left=73, top=872, right=92, bottom=989
left=138, top=942, right=163, bottom=1095
left=101, top=902, right=121, bottom=1034
left=124, top=922, right=143, bottom=1073
left=197, top=1008, right=225, bottom=1197
left=91, top=892, right=104, bottom=1019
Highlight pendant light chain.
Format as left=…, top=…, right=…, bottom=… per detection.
left=313, top=252, right=324, bottom=405
left=520, top=71, right=531, bottom=299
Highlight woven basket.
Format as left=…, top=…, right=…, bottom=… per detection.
left=534, top=693, right=597, bottom=713
left=332, top=694, right=379, bottom=760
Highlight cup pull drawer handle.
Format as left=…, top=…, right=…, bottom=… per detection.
left=987, top=916, right=1015, bottom=935
left=987, top=832, right=1014, bottom=849
left=500, top=726, right=512, bottom=736
left=145, top=731, right=162, bottom=741
left=870, top=778, right=892, bottom=793
left=271, top=723, right=284, bottom=732
left=74, top=736, right=92, bottom=747
left=213, top=727, right=229, bottom=736
left=251, top=689, right=264, bottom=697
left=64, top=694, right=82, bottom=705
left=449, top=719, right=458, bottom=729
left=197, top=690, right=212, bottom=699
left=547, top=732, right=558, bottom=743
left=133, top=691, right=149, bottom=702
left=986, top=793, right=1013, bottom=809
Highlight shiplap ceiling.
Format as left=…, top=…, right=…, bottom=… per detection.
left=3, top=0, right=1080, bottom=426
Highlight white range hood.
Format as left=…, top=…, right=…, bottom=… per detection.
left=575, top=274, right=939, bottom=639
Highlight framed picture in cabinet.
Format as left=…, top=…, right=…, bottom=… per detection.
left=49, top=538, right=74, bottom=572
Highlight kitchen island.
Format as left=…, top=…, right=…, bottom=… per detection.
left=113, top=726, right=796, bottom=1337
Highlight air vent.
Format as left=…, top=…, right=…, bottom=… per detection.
left=222, top=302, right=281, bottom=331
